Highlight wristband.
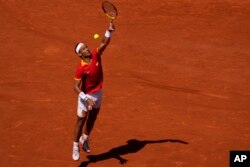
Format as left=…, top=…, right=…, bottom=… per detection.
left=105, top=30, right=111, bottom=38
left=79, top=92, right=88, bottom=101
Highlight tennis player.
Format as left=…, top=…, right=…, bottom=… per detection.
left=72, top=22, right=115, bottom=161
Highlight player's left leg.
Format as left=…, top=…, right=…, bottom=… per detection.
left=81, top=107, right=100, bottom=153
left=85, top=107, right=100, bottom=135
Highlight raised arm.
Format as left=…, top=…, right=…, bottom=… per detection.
left=98, top=22, right=115, bottom=54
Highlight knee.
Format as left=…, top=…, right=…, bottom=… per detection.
left=81, top=111, right=88, bottom=119
left=77, top=109, right=89, bottom=118
left=76, top=115, right=87, bottom=126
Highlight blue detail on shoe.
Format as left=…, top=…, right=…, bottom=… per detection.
left=82, top=139, right=91, bottom=153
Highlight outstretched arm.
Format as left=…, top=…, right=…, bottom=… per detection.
left=98, top=22, right=115, bottom=54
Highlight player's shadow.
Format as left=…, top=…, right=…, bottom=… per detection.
left=79, top=138, right=189, bottom=167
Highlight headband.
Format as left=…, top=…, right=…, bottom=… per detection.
left=75, top=43, right=85, bottom=54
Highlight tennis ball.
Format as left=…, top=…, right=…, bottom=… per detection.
left=93, top=33, right=100, bottom=39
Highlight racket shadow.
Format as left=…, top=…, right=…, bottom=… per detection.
left=78, top=138, right=189, bottom=167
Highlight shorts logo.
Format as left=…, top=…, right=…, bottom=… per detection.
left=96, top=62, right=99, bottom=66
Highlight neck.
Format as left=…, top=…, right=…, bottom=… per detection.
left=82, top=57, right=91, bottom=63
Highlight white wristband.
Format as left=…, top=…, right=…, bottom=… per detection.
left=105, top=30, right=111, bottom=38
left=79, top=92, right=88, bottom=101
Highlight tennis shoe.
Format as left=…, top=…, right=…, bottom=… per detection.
left=72, top=146, right=80, bottom=161
left=82, top=139, right=91, bottom=153
left=79, top=136, right=91, bottom=153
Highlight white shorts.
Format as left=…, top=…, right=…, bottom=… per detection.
left=77, top=90, right=102, bottom=117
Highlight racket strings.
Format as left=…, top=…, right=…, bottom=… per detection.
left=102, top=2, right=117, bottom=18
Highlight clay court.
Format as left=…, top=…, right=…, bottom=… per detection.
left=0, top=0, right=250, bottom=167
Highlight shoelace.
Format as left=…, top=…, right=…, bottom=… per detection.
left=73, top=147, right=79, bottom=152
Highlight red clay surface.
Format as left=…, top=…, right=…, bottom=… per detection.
left=1, top=1, right=250, bottom=167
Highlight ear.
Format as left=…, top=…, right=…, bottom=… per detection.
left=77, top=53, right=82, bottom=57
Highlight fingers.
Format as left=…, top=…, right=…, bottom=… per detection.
left=86, top=99, right=95, bottom=111
left=87, top=105, right=93, bottom=111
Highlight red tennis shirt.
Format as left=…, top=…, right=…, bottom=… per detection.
left=74, top=48, right=103, bottom=94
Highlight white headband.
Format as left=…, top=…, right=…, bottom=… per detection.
left=75, top=43, right=85, bottom=54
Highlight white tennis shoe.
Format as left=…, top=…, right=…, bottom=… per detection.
left=72, top=146, right=80, bottom=161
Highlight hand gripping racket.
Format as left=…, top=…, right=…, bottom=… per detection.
left=102, top=1, right=118, bottom=22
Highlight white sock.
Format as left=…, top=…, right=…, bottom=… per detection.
left=73, top=142, right=79, bottom=148
left=79, top=136, right=83, bottom=142
left=83, top=134, right=89, bottom=141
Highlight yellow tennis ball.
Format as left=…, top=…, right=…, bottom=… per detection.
left=93, top=33, right=100, bottom=39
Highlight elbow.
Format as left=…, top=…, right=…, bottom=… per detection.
left=101, top=40, right=109, bottom=46
left=102, top=37, right=110, bottom=45
left=73, top=80, right=82, bottom=94
left=73, top=83, right=78, bottom=92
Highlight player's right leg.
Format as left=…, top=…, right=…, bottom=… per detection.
left=72, top=96, right=89, bottom=160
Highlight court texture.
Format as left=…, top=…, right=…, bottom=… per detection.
left=0, top=0, right=249, bottom=167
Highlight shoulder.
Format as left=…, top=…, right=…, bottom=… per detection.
left=92, top=48, right=101, bottom=57
left=76, top=60, right=88, bottom=71
left=75, top=60, right=88, bottom=79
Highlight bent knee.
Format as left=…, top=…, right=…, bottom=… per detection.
left=77, top=109, right=88, bottom=118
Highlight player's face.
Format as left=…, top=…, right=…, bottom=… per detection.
left=79, top=45, right=91, bottom=58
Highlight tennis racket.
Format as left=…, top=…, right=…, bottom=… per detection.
left=102, top=1, right=118, bottom=22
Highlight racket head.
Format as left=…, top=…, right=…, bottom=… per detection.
left=102, top=1, right=118, bottom=20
